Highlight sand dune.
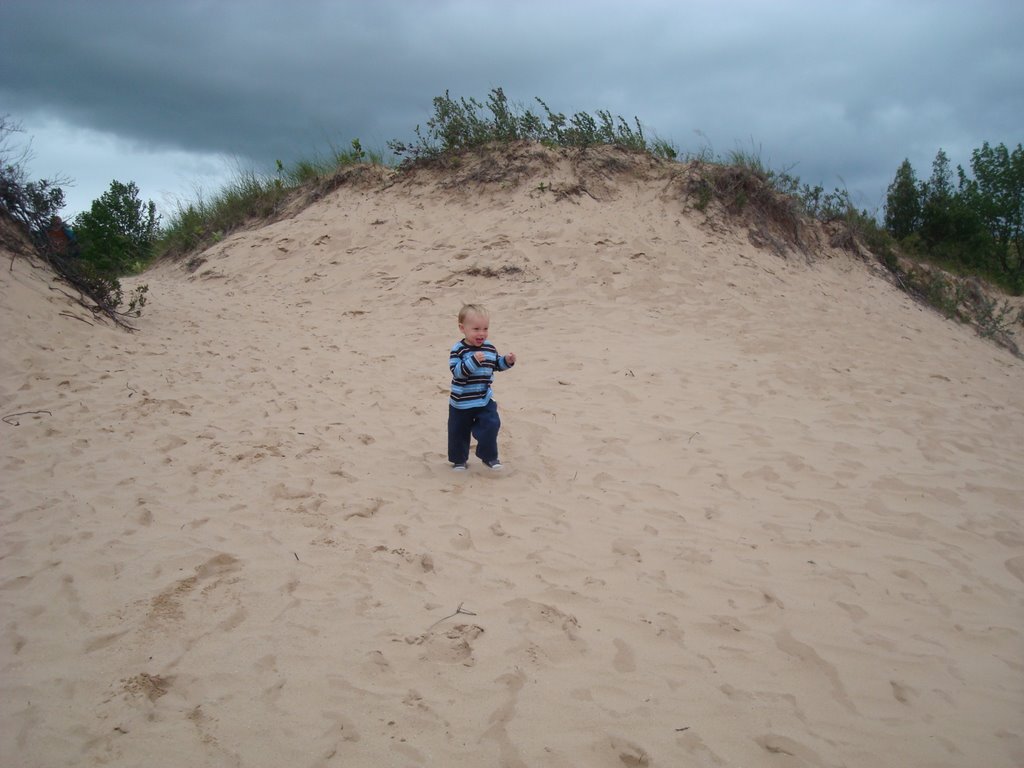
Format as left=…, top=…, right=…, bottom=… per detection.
left=2, top=146, right=1023, bottom=767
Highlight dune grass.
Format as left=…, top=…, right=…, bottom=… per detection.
left=387, top=87, right=679, bottom=162
left=155, top=139, right=388, bottom=260
left=156, top=170, right=279, bottom=260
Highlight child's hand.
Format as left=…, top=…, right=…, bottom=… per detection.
left=473, top=351, right=486, bottom=363
left=506, top=352, right=517, bottom=365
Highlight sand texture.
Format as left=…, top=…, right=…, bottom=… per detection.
left=2, top=146, right=1023, bottom=767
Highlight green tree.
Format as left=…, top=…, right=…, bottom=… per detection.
left=959, top=142, right=1024, bottom=281
left=920, top=149, right=955, bottom=246
left=884, top=158, right=921, bottom=239
left=74, top=180, right=159, bottom=275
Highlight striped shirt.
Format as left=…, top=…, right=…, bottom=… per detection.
left=449, top=339, right=514, bottom=409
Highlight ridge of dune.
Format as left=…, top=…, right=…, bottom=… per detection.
left=2, top=144, right=1023, bottom=767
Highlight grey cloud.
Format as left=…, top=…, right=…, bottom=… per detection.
left=1, top=0, right=1021, bottom=211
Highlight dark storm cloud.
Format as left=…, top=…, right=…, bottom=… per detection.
left=2, top=1, right=408, bottom=159
left=1, top=0, right=1021, bottom=211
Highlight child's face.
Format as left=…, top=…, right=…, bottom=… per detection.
left=459, top=313, right=490, bottom=346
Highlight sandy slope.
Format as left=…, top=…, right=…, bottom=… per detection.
left=2, top=147, right=1023, bottom=767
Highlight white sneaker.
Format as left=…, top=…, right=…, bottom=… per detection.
left=483, top=459, right=503, bottom=470
left=452, top=462, right=468, bottom=471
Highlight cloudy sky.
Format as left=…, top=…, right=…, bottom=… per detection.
left=1, top=0, right=1021, bottom=219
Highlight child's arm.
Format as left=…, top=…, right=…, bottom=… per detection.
left=451, top=349, right=486, bottom=378
left=497, top=351, right=516, bottom=370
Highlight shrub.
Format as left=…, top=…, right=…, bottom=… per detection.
left=74, top=180, right=159, bottom=275
left=0, top=115, right=69, bottom=237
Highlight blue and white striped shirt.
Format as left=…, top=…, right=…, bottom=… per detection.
left=449, top=339, right=514, bottom=409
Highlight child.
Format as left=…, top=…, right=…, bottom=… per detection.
left=448, top=303, right=517, bottom=470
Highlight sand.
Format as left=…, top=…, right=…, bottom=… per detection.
left=2, top=146, right=1023, bottom=767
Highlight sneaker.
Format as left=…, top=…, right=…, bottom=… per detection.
left=452, top=462, right=468, bottom=471
left=483, top=459, right=503, bottom=470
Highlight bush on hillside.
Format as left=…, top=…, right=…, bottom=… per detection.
left=0, top=118, right=148, bottom=328
left=74, top=180, right=159, bottom=275
left=0, top=116, right=68, bottom=238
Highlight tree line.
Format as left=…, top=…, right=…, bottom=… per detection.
left=884, top=142, right=1024, bottom=292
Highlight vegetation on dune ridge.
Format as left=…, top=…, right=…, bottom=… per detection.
left=386, top=87, right=678, bottom=162
left=156, top=140, right=387, bottom=262
left=2, top=91, right=1022, bottom=353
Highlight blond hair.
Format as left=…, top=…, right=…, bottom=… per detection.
left=458, top=303, right=489, bottom=323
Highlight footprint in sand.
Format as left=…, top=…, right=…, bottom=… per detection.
left=417, top=623, right=484, bottom=666
left=505, top=598, right=585, bottom=664
left=676, top=730, right=727, bottom=765
left=612, top=539, right=642, bottom=562
left=774, top=629, right=856, bottom=714
left=343, top=497, right=383, bottom=521
left=83, top=629, right=131, bottom=654
left=588, top=735, right=650, bottom=767
left=612, top=638, right=636, bottom=673
left=121, top=672, right=173, bottom=702
left=1004, top=555, right=1024, bottom=583
left=155, top=434, right=188, bottom=453
left=441, top=523, right=474, bottom=551
left=482, top=670, right=527, bottom=766
left=890, top=679, right=916, bottom=704
left=146, top=553, right=241, bottom=627
left=754, top=733, right=826, bottom=764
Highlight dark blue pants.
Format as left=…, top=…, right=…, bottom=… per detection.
left=448, top=400, right=501, bottom=464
